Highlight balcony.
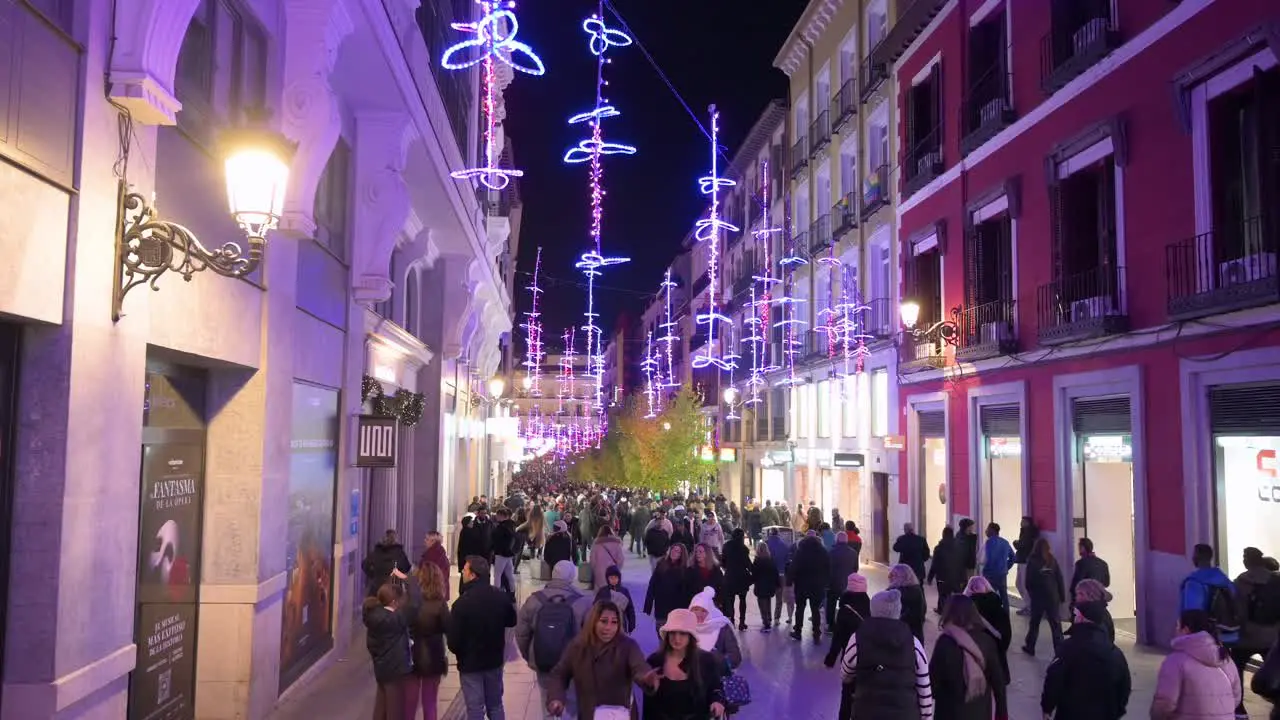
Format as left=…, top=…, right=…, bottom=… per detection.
left=903, top=128, right=943, bottom=198
left=955, top=298, right=1017, bottom=362
left=832, top=80, right=858, bottom=134
left=960, top=64, right=1015, bottom=156
left=833, top=195, right=858, bottom=239
left=1040, top=9, right=1120, bottom=94
left=804, top=333, right=828, bottom=362
left=1166, top=216, right=1280, bottom=320
left=863, top=298, right=896, bottom=340
left=861, top=164, right=890, bottom=219
left=733, top=272, right=755, bottom=298
left=792, top=229, right=810, bottom=256
left=756, top=419, right=770, bottom=441
left=1036, top=266, right=1128, bottom=345
left=859, top=53, right=889, bottom=104
left=874, top=0, right=949, bottom=66
left=900, top=331, right=948, bottom=374
left=810, top=111, right=832, bottom=156
left=790, top=136, right=809, bottom=178
left=809, top=214, right=833, bottom=256
left=770, top=420, right=787, bottom=441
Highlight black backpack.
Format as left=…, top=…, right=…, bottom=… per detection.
left=1250, top=574, right=1280, bottom=625
left=644, top=526, right=669, bottom=556
left=1183, top=577, right=1242, bottom=636
left=532, top=591, right=579, bottom=673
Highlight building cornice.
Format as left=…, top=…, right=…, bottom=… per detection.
left=731, top=100, right=788, bottom=176
left=773, top=0, right=853, bottom=76
left=365, top=308, right=435, bottom=371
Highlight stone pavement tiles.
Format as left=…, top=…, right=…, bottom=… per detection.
left=270, top=549, right=1274, bottom=719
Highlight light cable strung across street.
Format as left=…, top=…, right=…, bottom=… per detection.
left=564, top=1, right=635, bottom=430
left=691, top=105, right=738, bottom=373
left=440, top=0, right=544, bottom=190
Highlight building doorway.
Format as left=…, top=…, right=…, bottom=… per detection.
left=1210, top=382, right=1280, bottom=579
left=872, top=472, right=890, bottom=564
left=919, top=410, right=948, bottom=541
left=979, top=404, right=1023, bottom=600
left=1071, top=396, right=1136, bottom=632
left=129, top=361, right=208, bottom=720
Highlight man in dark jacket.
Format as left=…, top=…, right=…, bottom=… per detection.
left=787, top=530, right=830, bottom=642
left=893, top=523, right=931, bottom=584
left=826, top=532, right=860, bottom=632
left=448, top=556, right=517, bottom=720
left=1013, top=516, right=1040, bottom=615
left=490, top=508, right=518, bottom=593
left=361, top=529, right=412, bottom=597
left=1069, top=537, right=1111, bottom=607
left=1041, top=602, right=1130, bottom=720
left=543, top=521, right=573, bottom=570
left=957, top=518, right=979, bottom=580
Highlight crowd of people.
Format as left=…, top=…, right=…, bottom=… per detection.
left=357, top=473, right=1280, bottom=720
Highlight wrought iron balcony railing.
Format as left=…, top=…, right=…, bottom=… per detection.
left=859, top=53, right=888, bottom=104
left=1166, top=215, right=1280, bottom=320
left=960, top=62, right=1015, bottom=157
left=832, top=79, right=857, bottom=132
left=1040, top=6, right=1119, bottom=94
left=833, top=194, right=858, bottom=238
left=955, top=298, right=1017, bottom=361
left=810, top=111, right=832, bottom=156
left=809, top=214, right=833, bottom=255
left=1036, top=264, right=1128, bottom=345
left=861, top=164, right=890, bottom=219
left=790, top=135, right=809, bottom=178
left=903, top=127, right=943, bottom=198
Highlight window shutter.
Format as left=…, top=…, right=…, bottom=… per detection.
left=1098, top=156, right=1117, bottom=271
left=918, top=410, right=946, bottom=437
left=1071, top=396, right=1132, bottom=434
left=1255, top=67, right=1279, bottom=249
left=931, top=62, right=943, bottom=151
left=963, top=219, right=980, bottom=307
left=905, top=86, right=918, bottom=168
left=1049, top=183, right=1066, bottom=282
left=980, top=404, right=1021, bottom=436
left=1209, top=383, right=1280, bottom=435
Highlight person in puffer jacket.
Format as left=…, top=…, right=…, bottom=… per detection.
left=1151, top=609, right=1241, bottom=720
left=699, top=511, right=726, bottom=557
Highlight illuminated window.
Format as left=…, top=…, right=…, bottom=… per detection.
left=871, top=369, right=889, bottom=436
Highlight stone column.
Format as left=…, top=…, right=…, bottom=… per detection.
left=367, top=467, right=399, bottom=550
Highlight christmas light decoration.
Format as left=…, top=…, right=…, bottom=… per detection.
left=641, top=330, right=659, bottom=418
left=441, top=1, right=545, bottom=191
left=659, top=270, right=681, bottom=389
left=564, top=4, right=635, bottom=422
left=692, top=105, right=738, bottom=372
left=521, top=247, right=546, bottom=397
left=747, top=158, right=782, bottom=398
left=775, top=194, right=807, bottom=387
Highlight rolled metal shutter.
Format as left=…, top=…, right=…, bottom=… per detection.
left=1210, top=383, right=1280, bottom=435
left=918, top=410, right=946, bottom=437
left=1071, top=396, right=1132, bottom=434
left=979, top=404, right=1021, bottom=436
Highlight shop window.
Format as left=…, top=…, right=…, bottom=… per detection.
left=842, top=374, right=857, bottom=437
left=1071, top=395, right=1136, bottom=620
left=1211, top=382, right=1280, bottom=578
left=817, top=380, right=832, bottom=438
left=871, top=369, right=888, bottom=436
left=904, top=63, right=943, bottom=197
left=314, top=138, right=352, bottom=263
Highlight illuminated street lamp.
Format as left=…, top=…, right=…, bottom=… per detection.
left=112, top=121, right=295, bottom=321
left=488, top=376, right=507, bottom=400
left=521, top=375, right=533, bottom=391
left=899, top=297, right=960, bottom=344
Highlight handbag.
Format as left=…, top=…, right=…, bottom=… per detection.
left=722, top=669, right=752, bottom=708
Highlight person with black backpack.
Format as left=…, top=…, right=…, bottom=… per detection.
left=838, top=589, right=935, bottom=720
left=1180, top=544, right=1242, bottom=648
left=1234, top=546, right=1280, bottom=718
left=516, top=560, right=593, bottom=719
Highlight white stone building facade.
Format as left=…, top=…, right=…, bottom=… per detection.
left=0, top=0, right=516, bottom=717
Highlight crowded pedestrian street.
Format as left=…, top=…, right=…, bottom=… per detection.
left=269, top=545, right=1273, bottom=719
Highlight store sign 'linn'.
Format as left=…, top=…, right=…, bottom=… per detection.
left=356, top=415, right=397, bottom=468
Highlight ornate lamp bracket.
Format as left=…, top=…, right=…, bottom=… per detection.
left=111, top=180, right=264, bottom=322
left=907, top=306, right=962, bottom=346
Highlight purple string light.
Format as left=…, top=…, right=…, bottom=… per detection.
left=659, top=270, right=681, bottom=389
left=522, top=248, right=545, bottom=397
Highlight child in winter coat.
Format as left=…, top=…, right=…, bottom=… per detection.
left=593, top=565, right=637, bottom=632
left=1151, top=610, right=1241, bottom=720
left=751, top=541, right=781, bottom=632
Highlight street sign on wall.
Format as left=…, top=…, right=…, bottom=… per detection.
left=355, top=415, right=397, bottom=467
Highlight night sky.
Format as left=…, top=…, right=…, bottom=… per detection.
left=506, top=0, right=807, bottom=346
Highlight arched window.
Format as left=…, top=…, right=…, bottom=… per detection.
left=314, top=138, right=352, bottom=262
left=404, top=269, right=420, bottom=337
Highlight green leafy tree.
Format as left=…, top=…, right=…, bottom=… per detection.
left=570, top=385, right=707, bottom=494
left=650, top=385, right=707, bottom=494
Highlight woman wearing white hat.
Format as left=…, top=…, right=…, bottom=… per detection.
left=687, top=587, right=742, bottom=671
left=644, top=609, right=727, bottom=719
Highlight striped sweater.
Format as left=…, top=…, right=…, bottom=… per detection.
left=840, top=627, right=935, bottom=720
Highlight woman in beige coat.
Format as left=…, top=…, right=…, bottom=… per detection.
left=591, top=526, right=627, bottom=590
left=548, top=601, right=658, bottom=720
left=1151, top=610, right=1241, bottom=720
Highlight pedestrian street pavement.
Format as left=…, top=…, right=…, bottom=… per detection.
left=268, top=546, right=1274, bottom=719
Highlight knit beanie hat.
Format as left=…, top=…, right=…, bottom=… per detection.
left=690, top=586, right=717, bottom=613
left=553, top=520, right=567, bottom=533
left=870, top=589, right=902, bottom=619
left=846, top=572, right=868, bottom=593
left=552, top=560, right=577, bottom=583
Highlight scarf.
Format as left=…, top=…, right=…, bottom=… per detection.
left=690, top=595, right=731, bottom=650
left=941, top=625, right=988, bottom=702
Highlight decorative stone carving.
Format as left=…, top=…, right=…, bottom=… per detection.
left=107, top=0, right=204, bottom=124
left=279, top=0, right=355, bottom=238
left=436, top=255, right=480, bottom=358
left=351, top=113, right=416, bottom=303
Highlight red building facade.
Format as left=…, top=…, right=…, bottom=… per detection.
left=892, top=0, right=1279, bottom=645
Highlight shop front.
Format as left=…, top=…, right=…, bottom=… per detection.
left=1211, top=382, right=1280, bottom=579
left=975, top=402, right=1024, bottom=601
left=759, top=450, right=791, bottom=508
left=1069, top=396, right=1137, bottom=622
left=833, top=452, right=865, bottom=531
left=918, top=410, right=948, bottom=540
